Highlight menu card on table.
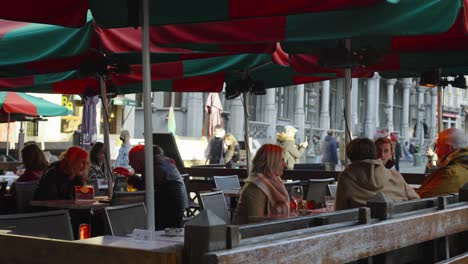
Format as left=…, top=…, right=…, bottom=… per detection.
left=75, top=186, right=95, bottom=202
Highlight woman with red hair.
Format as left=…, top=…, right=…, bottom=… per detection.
left=233, top=144, right=289, bottom=224
left=34, top=146, right=90, bottom=200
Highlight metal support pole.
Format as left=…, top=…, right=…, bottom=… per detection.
left=242, top=92, right=251, bottom=174
left=344, top=39, right=352, bottom=167
left=437, top=86, right=443, bottom=133
left=18, top=122, right=24, bottom=161
left=99, top=77, right=113, bottom=199
left=142, top=0, right=156, bottom=230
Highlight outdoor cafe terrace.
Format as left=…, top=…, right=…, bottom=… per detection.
left=0, top=162, right=466, bottom=263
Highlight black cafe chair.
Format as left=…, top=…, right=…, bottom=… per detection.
left=198, top=191, right=230, bottom=224
left=15, top=181, right=39, bottom=213
left=305, top=178, right=335, bottom=208
left=213, top=175, right=241, bottom=190
left=104, top=202, right=147, bottom=236
left=0, top=210, right=73, bottom=240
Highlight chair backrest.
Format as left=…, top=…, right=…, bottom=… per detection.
left=199, top=191, right=229, bottom=223
left=0, top=210, right=73, bottom=240
left=328, top=184, right=337, bottom=198
left=293, top=163, right=326, bottom=171
left=213, top=175, right=241, bottom=190
left=104, top=202, right=147, bottom=236
left=111, top=191, right=146, bottom=206
left=283, top=180, right=302, bottom=196
left=15, top=181, right=39, bottom=213
left=0, top=181, right=8, bottom=195
left=305, top=178, right=335, bottom=207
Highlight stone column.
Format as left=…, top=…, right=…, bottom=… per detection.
left=294, top=85, right=305, bottom=142
left=186, top=93, right=203, bottom=137
left=374, top=73, right=381, bottom=128
left=429, top=88, right=438, bottom=140
left=351, top=78, right=359, bottom=136
left=264, top=88, right=277, bottom=142
left=401, top=78, right=412, bottom=144
left=230, top=96, right=244, bottom=142
left=365, top=74, right=378, bottom=138
left=385, top=79, right=396, bottom=133
left=416, top=86, right=426, bottom=145
left=319, top=81, right=331, bottom=139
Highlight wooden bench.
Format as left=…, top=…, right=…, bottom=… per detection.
left=184, top=185, right=468, bottom=264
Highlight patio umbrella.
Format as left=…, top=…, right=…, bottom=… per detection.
left=0, top=91, right=69, bottom=155
left=81, top=95, right=99, bottom=149
left=203, top=92, right=223, bottom=138
left=1, top=0, right=398, bottom=28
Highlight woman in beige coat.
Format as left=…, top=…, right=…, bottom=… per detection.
left=335, top=138, right=419, bottom=210
left=232, top=144, right=290, bottom=225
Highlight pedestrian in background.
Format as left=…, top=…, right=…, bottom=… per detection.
left=322, top=130, right=338, bottom=171
left=206, top=125, right=225, bottom=164
left=276, top=126, right=308, bottom=169
left=114, top=130, right=132, bottom=169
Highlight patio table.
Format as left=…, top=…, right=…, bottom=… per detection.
left=30, top=200, right=109, bottom=210
left=74, top=235, right=183, bottom=254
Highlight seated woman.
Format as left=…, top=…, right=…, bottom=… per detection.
left=88, top=142, right=107, bottom=194
left=223, top=133, right=240, bottom=168
left=335, top=138, right=419, bottom=211
left=17, top=144, right=49, bottom=183
left=34, top=146, right=90, bottom=200
left=232, top=144, right=289, bottom=225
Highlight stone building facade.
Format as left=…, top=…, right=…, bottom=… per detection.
left=134, top=75, right=468, bottom=160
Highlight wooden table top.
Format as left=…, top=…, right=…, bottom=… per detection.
left=30, top=200, right=110, bottom=210
left=74, top=235, right=183, bottom=253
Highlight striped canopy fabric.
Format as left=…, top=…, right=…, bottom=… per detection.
left=0, top=0, right=467, bottom=96
left=152, top=0, right=463, bottom=47
left=0, top=91, right=69, bottom=122
left=1, top=0, right=397, bottom=28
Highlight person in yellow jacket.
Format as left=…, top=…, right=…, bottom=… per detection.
left=417, top=128, right=468, bottom=198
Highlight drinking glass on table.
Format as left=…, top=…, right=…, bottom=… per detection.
left=324, top=196, right=335, bottom=212
left=291, top=185, right=304, bottom=215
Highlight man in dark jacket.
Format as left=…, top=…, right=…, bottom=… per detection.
left=129, top=145, right=189, bottom=230
left=322, top=130, right=338, bottom=171
left=206, top=125, right=225, bottom=164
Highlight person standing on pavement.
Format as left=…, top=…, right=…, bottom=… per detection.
left=390, top=132, right=402, bottom=171
left=206, top=125, right=226, bottom=164
left=322, top=130, right=338, bottom=171
left=276, top=126, right=308, bottom=170
left=114, top=130, right=132, bottom=169
left=312, top=135, right=323, bottom=164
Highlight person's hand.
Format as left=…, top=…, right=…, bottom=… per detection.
left=426, top=148, right=435, bottom=157
left=300, top=141, right=309, bottom=149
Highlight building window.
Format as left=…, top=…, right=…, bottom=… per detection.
left=277, top=87, right=292, bottom=119
left=26, top=121, right=39, bottom=136
left=60, top=95, right=82, bottom=134
left=163, top=92, right=182, bottom=107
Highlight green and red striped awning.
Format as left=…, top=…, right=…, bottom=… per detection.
left=153, top=0, right=462, bottom=47
left=2, top=0, right=397, bottom=28
left=0, top=91, right=69, bottom=122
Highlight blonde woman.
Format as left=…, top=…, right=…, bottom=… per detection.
left=233, top=144, right=289, bottom=224
left=223, top=133, right=240, bottom=167
left=34, top=146, right=90, bottom=200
